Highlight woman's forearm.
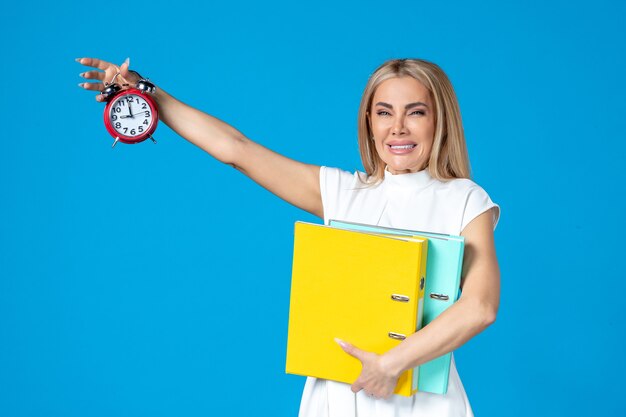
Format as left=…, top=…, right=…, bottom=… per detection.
left=381, top=211, right=501, bottom=378
left=153, top=87, right=245, bottom=165
left=381, top=297, right=496, bottom=377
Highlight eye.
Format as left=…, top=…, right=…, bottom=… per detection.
left=376, top=110, right=391, bottom=116
left=410, top=110, right=426, bottom=116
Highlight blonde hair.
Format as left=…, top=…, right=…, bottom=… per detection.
left=357, top=58, right=471, bottom=182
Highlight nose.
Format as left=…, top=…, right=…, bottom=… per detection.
left=391, top=115, right=408, bottom=136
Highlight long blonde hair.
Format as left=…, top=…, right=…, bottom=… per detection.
left=357, top=59, right=471, bottom=182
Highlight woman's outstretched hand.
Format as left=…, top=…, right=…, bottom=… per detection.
left=76, top=57, right=140, bottom=102
left=335, top=338, right=401, bottom=400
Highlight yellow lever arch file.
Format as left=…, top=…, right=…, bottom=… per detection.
left=285, top=222, right=428, bottom=397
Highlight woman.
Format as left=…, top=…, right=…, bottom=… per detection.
left=77, top=57, right=500, bottom=417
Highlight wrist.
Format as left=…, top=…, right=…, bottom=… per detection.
left=379, top=349, right=407, bottom=379
left=128, top=69, right=145, bottom=83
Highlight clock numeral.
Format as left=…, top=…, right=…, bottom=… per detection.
left=111, top=114, right=117, bottom=121
left=141, top=103, right=147, bottom=110
left=123, top=127, right=128, bottom=134
left=138, top=126, right=144, bottom=133
left=127, top=96, right=134, bottom=103
left=143, top=119, right=149, bottom=126
left=115, top=122, right=121, bottom=129
left=144, top=111, right=150, bottom=117
left=130, top=129, right=136, bottom=135
left=114, top=107, right=122, bottom=113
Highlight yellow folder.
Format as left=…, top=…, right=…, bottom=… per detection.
left=285, top=222, right=428, bottom=397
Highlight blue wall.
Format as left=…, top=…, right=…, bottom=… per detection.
left=1, top=1, right=624, bottom=415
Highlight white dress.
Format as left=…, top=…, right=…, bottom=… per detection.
left=298, top=166, right=500, bottom=417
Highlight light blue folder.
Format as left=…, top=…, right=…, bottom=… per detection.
left=328, top=219, right=465, bottom=395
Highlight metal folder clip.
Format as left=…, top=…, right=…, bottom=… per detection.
left=391, top=294, right=410, bottom=302
left=388, top=332, right=406, bottom=340
left=429, top=293, right=449, bottom=301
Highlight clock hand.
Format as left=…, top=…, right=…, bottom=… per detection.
left=120, top=111, right=149, bottom=119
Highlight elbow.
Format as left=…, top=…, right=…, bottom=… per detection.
left=463, top=298, right=497, bottom=330
left=222, top=134, right=248, bottom=166
left=479, top=303, right=498, bottom=329
left=483, top=308, right=497, bottom=328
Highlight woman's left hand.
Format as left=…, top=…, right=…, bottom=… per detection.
left=335, top=338, right=400, bottom=400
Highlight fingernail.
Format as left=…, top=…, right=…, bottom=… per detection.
left=75, top=58, right=83, bottom=63
left=79, top=72, right=84, bottom=78
left=78, top=83, right=84, bottom=88
left=334, top=338, right=347, bottom=348
left=123, top=57, right=130, bottom=66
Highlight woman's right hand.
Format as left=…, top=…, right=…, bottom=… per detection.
left=76, top=57, right=141, bottom=102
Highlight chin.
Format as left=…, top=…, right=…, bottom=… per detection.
left=385, top=160, right=425, bottom=174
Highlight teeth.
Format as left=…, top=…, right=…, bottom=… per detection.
left=390, top=144, right=416, bottom=149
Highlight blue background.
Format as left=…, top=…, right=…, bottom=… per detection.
left=1, top=0, right=625, bottom=416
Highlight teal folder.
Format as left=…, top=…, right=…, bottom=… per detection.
left=328, top=219, right=465, bottom=395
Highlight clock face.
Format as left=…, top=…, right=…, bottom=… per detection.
left=108, top=93, right=155, bottom=138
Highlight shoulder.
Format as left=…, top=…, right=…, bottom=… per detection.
left=320, top=166, right=366, bottom=186
left=441, top=177, right=500, bottom=232
left=432, top=176, right=482, bottom=195
left=319, top=166, right=375, bottom=196
left=319, top=166, right=379, bottom=224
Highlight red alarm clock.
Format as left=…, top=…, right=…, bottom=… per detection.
left=101, top=73, right=159, bottom=147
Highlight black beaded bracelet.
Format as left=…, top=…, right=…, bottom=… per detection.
left=129, top=69, right=145, bottom=79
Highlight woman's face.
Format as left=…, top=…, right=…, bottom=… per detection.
left=369, top=76, right=435, bottom=175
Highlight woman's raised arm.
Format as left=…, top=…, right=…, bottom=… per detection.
left=77, top=57, right=323, bottom=218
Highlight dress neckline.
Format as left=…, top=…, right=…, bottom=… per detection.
left=383, top=166, right=434, bottom=189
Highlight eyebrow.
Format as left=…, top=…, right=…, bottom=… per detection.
left=375, top=101, right=429, bottom=110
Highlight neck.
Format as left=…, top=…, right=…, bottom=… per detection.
left=385, top=165, right=428, bottom=175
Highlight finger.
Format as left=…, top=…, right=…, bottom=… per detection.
left=77, top=82, right=107, bottom=102
left=351, top=381, right=363, bottom=394
left=335, top=338, right=366, bottom=361
left=76, top=57, right=113, bottom=71
left=119, top=58, right=140, bottom=84
left=119, top=57, right=130, bottom=75
left=78, top=81, right=104, bottom=91
left=80, top=70, right=106, bottom=81
left=381, top=391, right=393, bottom=400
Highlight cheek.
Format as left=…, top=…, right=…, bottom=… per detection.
left=370, top=121, right=387, bottom=137
left=421, top=136, right=434, bottom=155
left=370, top=125, right=387, bottom=149
left=373, top=138, right=386, bottom=155
left=413, top=121, right=435, bottom=148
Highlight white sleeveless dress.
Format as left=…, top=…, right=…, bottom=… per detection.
left=298, top=166, right=500, bottom=417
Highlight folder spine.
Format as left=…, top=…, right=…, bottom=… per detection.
left=410, top=239, right=428, bottom=394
